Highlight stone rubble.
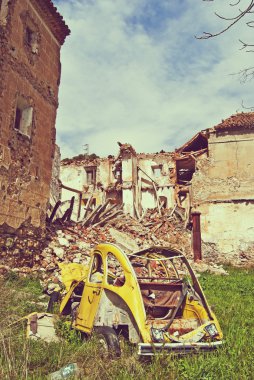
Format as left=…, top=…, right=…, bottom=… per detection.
left=0, top=206, right=235, bottom=289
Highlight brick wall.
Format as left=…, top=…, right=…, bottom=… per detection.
left=0, top=0, right=69, bottom=230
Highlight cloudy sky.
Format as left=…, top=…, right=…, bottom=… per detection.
left=54, top=0, right=254, bottom=158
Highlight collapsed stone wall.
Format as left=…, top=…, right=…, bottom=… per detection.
left=0, top=220, right=49, bottom=268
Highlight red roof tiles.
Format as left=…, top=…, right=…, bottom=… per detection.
left=214, top=112, right=254, bottom=131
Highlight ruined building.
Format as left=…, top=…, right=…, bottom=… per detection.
left=186, top=113, right=254, bottom=261
left=60, top=145, right=176, bottom=221
left=60, top=113, right=254, bottom=263
left=0, top=0, right=70, bottom=231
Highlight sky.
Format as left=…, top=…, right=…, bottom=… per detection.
left=53, top=0, right=254, bottom=158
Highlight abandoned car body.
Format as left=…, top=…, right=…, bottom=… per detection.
left=60, top=244, right=223, bottom=356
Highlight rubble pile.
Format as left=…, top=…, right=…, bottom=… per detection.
left=0, top=205, right=233, bottom=281
left=202, top=241, right=254, bottom=268
left=0, top=206, right=192, bottom=276
left=110, top=207, right=191, bottom=252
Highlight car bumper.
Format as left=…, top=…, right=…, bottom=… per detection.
left=138, top=341, right=223, bottom=356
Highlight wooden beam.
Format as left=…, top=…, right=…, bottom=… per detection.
left=61, top=183, right=82, bottom=194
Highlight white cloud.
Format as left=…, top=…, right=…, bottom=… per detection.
left=55, top=0, right=254, bottom=158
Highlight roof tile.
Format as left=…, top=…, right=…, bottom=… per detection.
left=214, top=112, right=254, bottom=131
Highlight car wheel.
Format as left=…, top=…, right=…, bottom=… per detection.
left=94, top=326, right=121, bottom=358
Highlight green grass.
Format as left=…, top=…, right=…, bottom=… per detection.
left=0, top=267, right=253, bottom=380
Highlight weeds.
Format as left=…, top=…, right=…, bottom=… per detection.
left=0, top=267, right=253, bottom=379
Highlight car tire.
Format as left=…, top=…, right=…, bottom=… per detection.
left=94, top=326, right=121, bottom=358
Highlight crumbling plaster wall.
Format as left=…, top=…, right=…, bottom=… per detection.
left=60, top=165, right=86, bottom=220
left=138, top=154, right=175, bottom=211
left=200, top=202, right=254, bottom=255
left=61, top=165, right=86, bottom=196
left=118, top=152, right=175, bottom=216
left=59, top=152, right=176, bottom=219
left=60, top=158, right=112, bottom=220
left=98, top=158, right=113, bottom=190
left=122, top=157, right=135, bottom=215
left=0, top=0, right=63, bottom=230
left=191, top=129, right=254, bottom=256
left=81, top=158, right=111, bottom=206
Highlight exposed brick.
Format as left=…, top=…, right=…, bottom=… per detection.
left=0, top=0, right=69, bottom=232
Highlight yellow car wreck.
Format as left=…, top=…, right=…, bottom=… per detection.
left=59, top=244, right=223, bottom=356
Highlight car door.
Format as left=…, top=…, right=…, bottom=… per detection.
left=75, top=252, right=104, bottom=332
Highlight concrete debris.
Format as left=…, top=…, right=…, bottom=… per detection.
left=0, top=206, right=192, bottom=282
left=191, top=261, right=229, bottom=276
left=0, top=203, right=232, bottom=289
left=109, top=228, right=139, bottom=253
left=27, top=313, right=60, bottom=343
left=57, top=237, right=70, bottom=247
left=53, top=247, right=65, bottom=259
left=209, top=267, right=229, bottom=276
left=0, top=187, right=250, bottom=282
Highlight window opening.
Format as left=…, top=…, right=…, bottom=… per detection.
left=159, top=196, right=167, bottom=209
left=175, top=157, right=195, bottom=184
left=115, top=170, right=122, bottom=181
left=25, top=26, right=38, bottom=54
left=152, top=165, right=162, bottom=178
left=85, top=166, right=96, bottom=185
left=0, top=0, right=9, bottom=27
left=107, top=252, right=125, bottom=287
left=112, top=161, right=122, bottom=183
left=14, top=96, right=33, bottom=137
left=89, top=253, right=104, bottom=283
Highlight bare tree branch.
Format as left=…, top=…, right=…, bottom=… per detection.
left=230, top=0, right=241, bottom=6
left=241, top=99, right=254, bottom=110
left=239, top=39, right=254, bottom=50
left=231, top=66, right=254, bottom=82
left=197, top=1, right=254, bottom=39
left=199, top=1, right=254, bottom=85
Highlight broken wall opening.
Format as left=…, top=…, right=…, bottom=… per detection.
left=14, top=96, right=33, bottom=137
left=112, top=161, right=122, bottom=183
left=85, top=166, right=97, bottom=186
left=176, top=132, right=208, bottom=154
left=105, top=189, right=122, bottom=205
left=175, top=156, right=196, bottom=184
left=174, top=133, right=208, bottom=189
left=25, top=25, right=39, bottom=54
left=159, top=195, right=167, bottom=209
left=152, top=164, right=162, bottom=178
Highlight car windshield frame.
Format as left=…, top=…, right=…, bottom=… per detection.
left=128, top=246, right=213, bottom=319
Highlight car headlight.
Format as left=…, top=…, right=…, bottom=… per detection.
left=204, top=323, right=218, bottom=337
left=151, top=327, right=164, bottom=343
